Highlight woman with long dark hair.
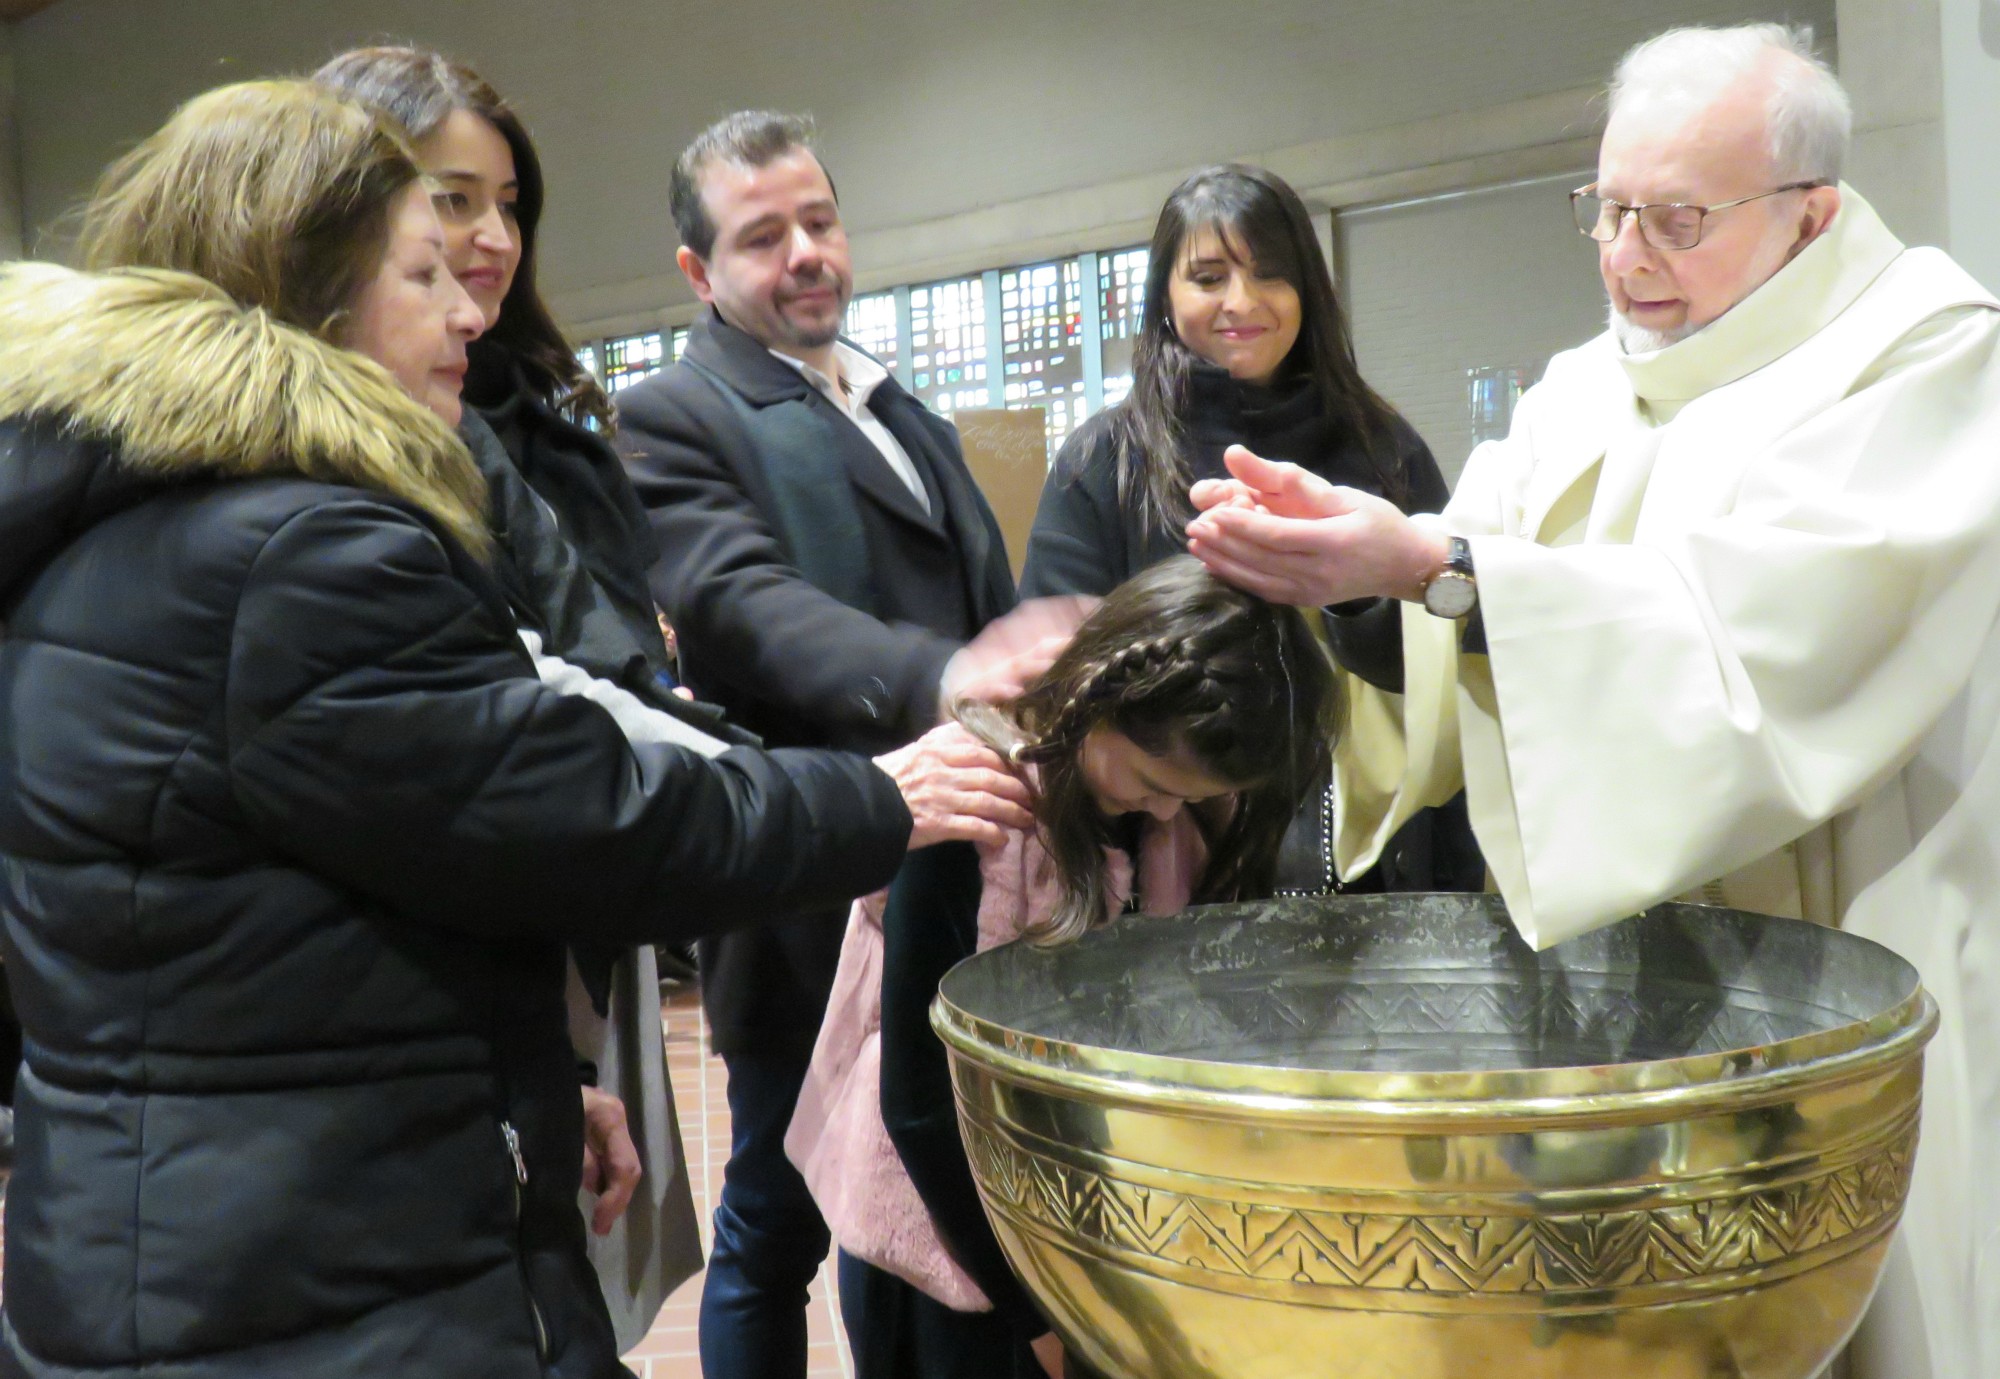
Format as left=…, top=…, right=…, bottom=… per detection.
left=1022, top=164, right=1479, bottom=893
left=315, top=47, right=665, bottom=686
left=311, top=53, right=725, bottom=1350
left=1025, top=164, right=1441, bottom=590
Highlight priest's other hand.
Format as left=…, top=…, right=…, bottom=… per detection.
left=876, top=722, right=1035, bottom=851
left=1187, top=445, right=1448, bottom=606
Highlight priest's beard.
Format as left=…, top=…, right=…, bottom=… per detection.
left=1608, top=304, right=1695, bottom=355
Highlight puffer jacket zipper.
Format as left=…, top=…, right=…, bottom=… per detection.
left=501, top=1120, right=551, bottom=1362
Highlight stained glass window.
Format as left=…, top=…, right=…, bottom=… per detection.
left=583, top=243, right=1151, bottom=429
left=602, top=330, right=665, bottom=393
left=844, top=291, right=900, bottom=375
left=1000, top=259, right=1086, bottom=454
left=1097, top=246, right=1149, bottom=409
left=908, top=275, right=988, bottom=418
left=1467, top=364, right=1535, bottom=445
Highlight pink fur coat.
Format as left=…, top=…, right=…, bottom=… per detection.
left=784, top=818, right=1202, bottom=1312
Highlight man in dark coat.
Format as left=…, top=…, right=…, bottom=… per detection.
left=618, top=111, right=1018, bottom=1379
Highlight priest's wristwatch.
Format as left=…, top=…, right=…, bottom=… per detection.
left=1422, top=536, right=1477, bottom=619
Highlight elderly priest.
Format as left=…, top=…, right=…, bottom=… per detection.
left=1187, top=23, right=1999, bottom=1379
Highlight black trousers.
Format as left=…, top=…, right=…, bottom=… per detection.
left=700, top=1046, right=831, bottom=1379
left=0, top=964, right=19, bottom=1106
left=836, top=1250, right=1048, bottom=1379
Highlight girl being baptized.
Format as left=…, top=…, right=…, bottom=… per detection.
left=789, top=555, right=1339, bottom=1379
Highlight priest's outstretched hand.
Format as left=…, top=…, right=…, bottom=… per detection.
left=1186, top=445, right=1449, bottom=606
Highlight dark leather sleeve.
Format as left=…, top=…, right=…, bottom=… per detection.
left=1325, top=596, right=1407, bottom=693
left=471, top=418, right=756, bottom=748
left=1393, top=417, right=1453, bottom=517
left=222, top=498, right=911, bottom=945
left=619, top=378, right=958, bottom=752
left=1019, top=420, right=1126, bottom=599
left=878, top=844, right=1050, bottom=1335
left=467, top=416, right=652, bottom=681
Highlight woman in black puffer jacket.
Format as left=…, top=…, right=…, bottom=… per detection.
left=0, top=81, right=1019, bottom=1379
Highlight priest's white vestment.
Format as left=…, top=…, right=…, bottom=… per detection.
left=1335, top=190, right=2000, bottom=1379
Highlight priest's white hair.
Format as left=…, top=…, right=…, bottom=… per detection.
left=1608, top=24, right=1851, bottom=184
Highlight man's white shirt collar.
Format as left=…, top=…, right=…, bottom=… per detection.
left=768, top=340, right=889, bottom=411
left=766, top=340, right=930, bottom=512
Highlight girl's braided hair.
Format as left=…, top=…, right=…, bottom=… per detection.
left=961, top=556, right=1338, bottom=944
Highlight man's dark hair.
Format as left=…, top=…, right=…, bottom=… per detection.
left=669, top=110, right=832, bottom=258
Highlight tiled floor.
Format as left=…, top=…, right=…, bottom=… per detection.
left=0, top=983, right=853, bottom=1379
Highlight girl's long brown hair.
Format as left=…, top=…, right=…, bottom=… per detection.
left=962, top=557, right=1338, bottom=944
left=314, top=45, right=615, bottom=432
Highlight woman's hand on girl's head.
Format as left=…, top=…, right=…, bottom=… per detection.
left=1029, top=1331, right=1066, bottom=1378
left=875, top=722, right=1036, bottom=851
left=944, top=634, right=1071, bottom=711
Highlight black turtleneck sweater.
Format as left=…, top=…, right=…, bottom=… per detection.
left=1019, top=363, right=1449, bottom=599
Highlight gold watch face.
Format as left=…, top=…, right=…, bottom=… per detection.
left=1424, top=571, right=1477, bottom=619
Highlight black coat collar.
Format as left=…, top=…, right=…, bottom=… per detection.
left=684, top=307, right=953, bottom=530
left=685, top=307, right=932, bottom=421
left=683, top=308, right=814, bottom=405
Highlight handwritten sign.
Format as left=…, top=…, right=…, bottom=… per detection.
left=954, top=407, right=1050, bottom=580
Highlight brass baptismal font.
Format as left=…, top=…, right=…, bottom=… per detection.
left=934, top=895, right=1935, bottom=1379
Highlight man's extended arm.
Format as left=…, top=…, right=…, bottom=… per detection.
left=620, top=379, right=959, bottom=752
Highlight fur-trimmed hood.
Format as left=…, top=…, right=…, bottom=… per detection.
left=0, top=262, right=489, bottom=602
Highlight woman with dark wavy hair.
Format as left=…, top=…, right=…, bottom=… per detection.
left=314, top=50, right=726, bottom=1346
left=315, top=46, right=666, bottom=684
left=1022, top=163, right=1480, bottom=895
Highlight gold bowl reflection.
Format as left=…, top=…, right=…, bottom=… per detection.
left=932, top=896, right=1936, bottom=1379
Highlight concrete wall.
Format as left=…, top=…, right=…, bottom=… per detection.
left=1338, top=173, right=1609, bottom=481
left=9, top=0, right=1828, bottom=338
left=1837, top=0, right=1948, bottom=248
left=1941, top=0, right=2000, bottom=289
left=0, top=22, right=21, bottom=261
